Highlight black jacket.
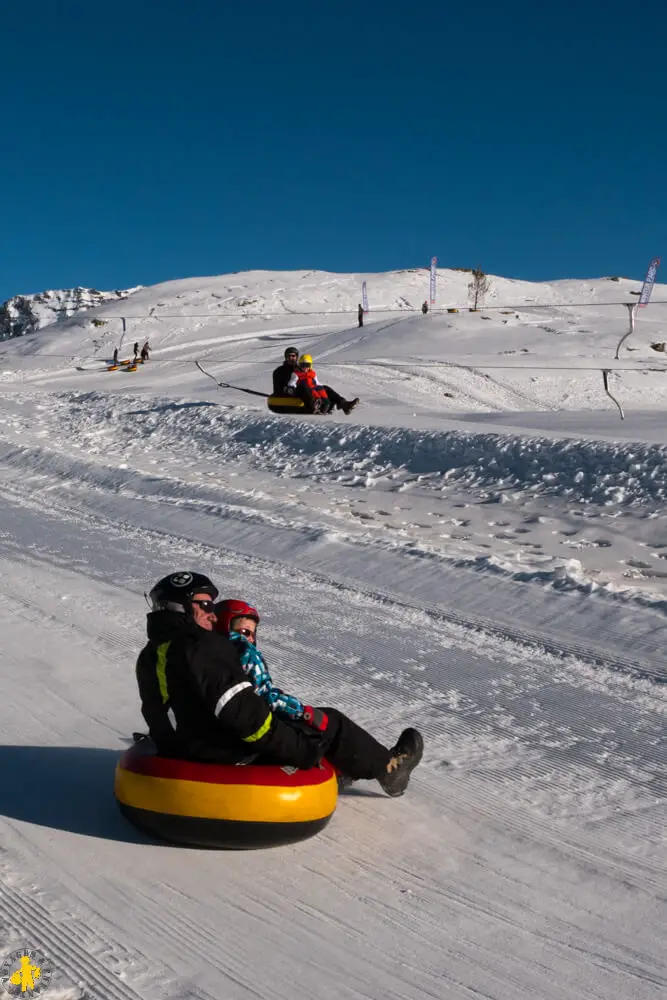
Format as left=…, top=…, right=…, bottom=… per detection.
left=136, top=611, right=323, bottom=767
left=272, top=361, right=297, bottom=396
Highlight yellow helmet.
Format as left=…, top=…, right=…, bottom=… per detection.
left=298, top=353, right=313, bottom=365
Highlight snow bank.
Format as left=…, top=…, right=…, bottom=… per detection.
left=52, top=391, right=667, bottom=507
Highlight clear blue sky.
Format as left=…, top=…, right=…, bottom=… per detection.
left=1, top=0, right=665, bottom=301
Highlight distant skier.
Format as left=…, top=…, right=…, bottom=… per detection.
left=358, top=303, right=364, bottom=328
left=133, top=342, right=139, bottom=362
left=421, top=301, right=429, bottom=315
left=112, top=347, right=119, bottom=365
left=140, top=341, right=151, bottom=362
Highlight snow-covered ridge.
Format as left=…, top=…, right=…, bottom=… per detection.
left=3, top=267, right=661, bottom=344
left=0, top=285, right=141, bottom=341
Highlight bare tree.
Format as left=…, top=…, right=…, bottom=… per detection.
left=468, top=268, right=490, bottom=311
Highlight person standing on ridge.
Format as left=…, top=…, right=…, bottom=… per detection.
left=358, top=303, right=364, bottom=328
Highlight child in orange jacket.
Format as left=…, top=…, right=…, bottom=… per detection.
left=286, top=354, right=330, bottom=412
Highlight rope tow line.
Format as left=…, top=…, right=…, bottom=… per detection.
left=194, top=360, right=270, bottom=398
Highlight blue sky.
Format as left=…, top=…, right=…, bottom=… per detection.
left=1, top=0, right=665, bottom=301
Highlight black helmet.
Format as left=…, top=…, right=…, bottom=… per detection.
left=148, top=572, right=219, bottom=613
left=284, top=346, right=299, bottom=360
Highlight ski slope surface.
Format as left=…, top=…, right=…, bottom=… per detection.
left=0, top=267, right=665, bottom=1000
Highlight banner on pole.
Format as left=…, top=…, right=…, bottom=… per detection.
left=430, top=256, right=437, bottom=305
left=362, top=281, right=368, bottom=313
left=638, top=256, right=660, bottom=309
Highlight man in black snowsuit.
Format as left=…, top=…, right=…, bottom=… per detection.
left=136, top=572, right=423, bottom=795
left=272, top=346, right=299, bottom=395
left=358, top=303, right=364, bottom=328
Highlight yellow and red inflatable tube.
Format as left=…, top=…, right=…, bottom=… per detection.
left=114, top=742, right=338, bottom=849
left=267, top=395, right=307, bottom=414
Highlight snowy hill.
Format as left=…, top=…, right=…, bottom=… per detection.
left=0, top=266, right=664, bottom=999
left=0, top=284, right=141, bottom=341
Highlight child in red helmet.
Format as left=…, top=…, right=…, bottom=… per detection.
left=215, top=599, right=318, bottom=726
left=215, top=598, right=424, bottom=796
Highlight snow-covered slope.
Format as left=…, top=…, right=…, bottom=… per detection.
left=0, top=267, right=664, bottom=999
left=1, top=266, right=666, bottom=600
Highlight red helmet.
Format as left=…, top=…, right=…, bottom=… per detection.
left=215, top=599, right=260, bottom=635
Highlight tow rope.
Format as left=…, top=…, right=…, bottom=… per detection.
left=195, top=361, right=270, bottom=398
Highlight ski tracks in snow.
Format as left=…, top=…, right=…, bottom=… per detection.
left=0, top=420, right=664, bottom=996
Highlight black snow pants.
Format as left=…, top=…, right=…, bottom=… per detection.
left=157, top=710, right=391, bottom=778
left=302, top=707, right=390, bottom=779
left=257, top=707, right=391, bottom=779
left=320, top=385, right=348, bottom=411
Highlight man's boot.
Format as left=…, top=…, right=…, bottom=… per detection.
left=377, top=728, right=424, bottom=797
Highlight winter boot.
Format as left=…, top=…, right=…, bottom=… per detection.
left=342, top=397, right=360, bottom=415
left=377, top=728, right=424, bottom=797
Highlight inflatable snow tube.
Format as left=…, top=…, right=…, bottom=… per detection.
left=267, top=395, right=307, bottom=414
left=114, top=741, right=338, bottom=849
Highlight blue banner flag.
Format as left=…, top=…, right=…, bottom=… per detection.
left=638, top=257, right=660, bottom=309
left=362, top=281, right=368, bottom=313
left=430, top=257, right=437, bottom=305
